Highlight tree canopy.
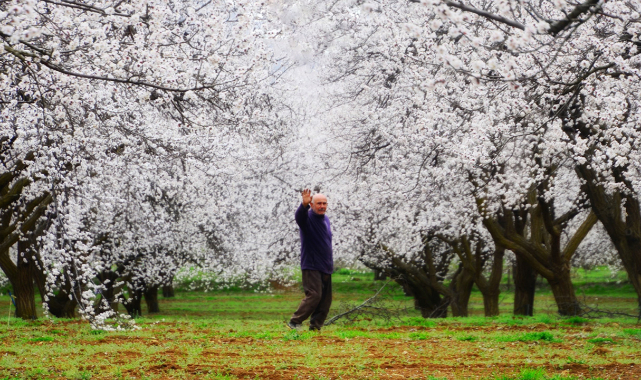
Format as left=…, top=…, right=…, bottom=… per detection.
left=1, top=0, right=640, bottom=324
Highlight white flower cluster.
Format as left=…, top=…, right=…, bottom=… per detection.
left=295, top=0, right=638, bottom=309
left=2, top=0, right=640, bottom=324
left=0, top=0, right=304, bottom=325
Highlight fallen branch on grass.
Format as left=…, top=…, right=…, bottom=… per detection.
left=324, top=279, right=396, bottom=326
left=577, top=302, right=641, bottom=321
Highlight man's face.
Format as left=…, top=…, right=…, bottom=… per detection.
left=311, top=194, right=328, bottom=215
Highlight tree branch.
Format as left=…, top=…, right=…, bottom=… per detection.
left=2, top=41, right=225, bottom=94
left=562, top=211, right=598, bottom=262
left=409, top=0, right=525, bottom=30
left=444, top=1, right=525, bottom=30
left=412, top=0, right=602, bottom=36
left=0, top=177, right=31, bottom=209
left=42, top=0, right=131, bottom=17
left=39, top=60, right=219, bottom=93
left=0, top=248, right=17, bottom=285
left=482, top=216, right=554, bottom=279
left=547, top=0, right=601, bottom=36
left=553, top=207, right=581, bottom=227
left=324, top=279, right=393, bottom=326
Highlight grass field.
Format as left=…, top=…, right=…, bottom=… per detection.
left=0, top=268, right=640, bottom=379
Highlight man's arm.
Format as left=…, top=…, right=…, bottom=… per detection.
left=295, top=188, right=312, bottom=228
left=301, top=188, right=312, bottom=207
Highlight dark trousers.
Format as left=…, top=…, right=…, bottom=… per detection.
left=290, top=270, right=332, bottom=330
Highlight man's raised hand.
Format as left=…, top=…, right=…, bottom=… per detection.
left=301, top=188, right=312, bottom=207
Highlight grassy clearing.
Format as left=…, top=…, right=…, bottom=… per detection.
left=0, top=268, right=639, bottom=379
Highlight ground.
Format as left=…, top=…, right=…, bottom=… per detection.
left=0, top=268, right=639, bottom=379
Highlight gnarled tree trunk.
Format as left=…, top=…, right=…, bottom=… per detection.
left=478, top=246, right=505, bottom=317
left=34, top=267, right=77, bottom=318
left=124, top=288, right=143, bottom=317
left=360, top=236, right=457, bottom=318
left=513, top=256, right=537, bottom=316
left=410, top=282, right=449, bottom=318
left=47, top=290, right=78, bottom=318
left=444, top=235, right=505, bottom=317
left=0, top=189, right=53, bottom=320
left=144, top=285, right=160, bottom=313
left=373, top=269, right=388, bottom=281
left=93, top=270, right=123, bottom=314
left=14, top=240, right=37, bottom=319
left=557, top=87, right=641, bottom=314
left=482, top=289, right=500, bottom=317
left=386, top=265, right=449, bottom=318
left=31, top=250, right=78, bottom=318
left=548, top=270, right=580, bottom=316
left=575, top=164, right=641, bottom=314
left=162, top=284, right=175, bottom=298
left=481, top=187, right=597, bottom=317
left=448, top=264, right=475, bottom=317
left=162, top=275, right=175, bottom=298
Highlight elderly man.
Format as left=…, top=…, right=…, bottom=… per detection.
left=287, top=188, right=333, bottom=331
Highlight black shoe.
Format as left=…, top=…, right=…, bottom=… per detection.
left=309, top=326, right=321, bottom=332
left=286, top=321, right=302, bottom=330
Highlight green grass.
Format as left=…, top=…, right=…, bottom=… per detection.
left=562, top=316, right=589, bottom=325
left=623, top=328, right=641, bottom=339
left=0, top=310, right=633, bottom=379
left=26, top=336, right=54, bottom=342
left=494, top=367, right=607, bottom=380
left=587, top=337, right=614, bottom=344
left=405, top=317, right=437, bottom=327
left=4, top=265, right=637, bottom=320
left=495, top=331, right=560, bottom=343
left=0, top=266, right=638, bottom=379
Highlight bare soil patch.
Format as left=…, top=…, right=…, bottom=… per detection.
left=3, top=320, right=641, bottom=379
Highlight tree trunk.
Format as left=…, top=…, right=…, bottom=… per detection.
left=370, top=239, right=455, bottom=319
left=162, top=284, right=175, bottom=298
left=414, top=292, right=449, bottom=318
left=373, top=268, right=388, bottom=281
left=614, top=239, right=641, bottom=314
left=513, top=256, right=537, bottom=316
left=13, top=280, right=37, bottom=320
left=33, top=257, right=77, bottom=318
left=14, top=240, right=37, bottom=319
left=483, top=292, right=500, bottom=316
left=396, top=277, right=414, bottom=297
left=581, top=168, right=641, bottom=312
left=482, top=189, right=596, bottom=317
left=548, top=269, right=581, bottom=316
left=47, top=290, right=77, bottom=318
left=144, top=286, right=160, bottom=313
left=567, top=113, right=641, bottom=312
left=449, top=265, right=474, bottom=317
left=124, top=288, right=143, bottom=317
left=477, top=246, right=505, bottom=317
left=94, top=270, right=122, bottom=314
left=402, top=278, right=447, bottom=318
left=617, top=239, right=641, bottom=315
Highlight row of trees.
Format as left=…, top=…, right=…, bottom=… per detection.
left=2, top=0, right=640, bottom=324
left=308, top=0, right=640, bottom=317
left=0, top=0, right=306, bottom=327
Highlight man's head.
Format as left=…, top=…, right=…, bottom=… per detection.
left=310, top=193, right=328, bottom=215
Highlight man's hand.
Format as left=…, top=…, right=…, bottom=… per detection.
left=301, top=188, right=312, bottom=207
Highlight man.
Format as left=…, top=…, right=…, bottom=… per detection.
left=287, top=188, right=333, bottom=331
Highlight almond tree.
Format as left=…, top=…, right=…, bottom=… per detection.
left=412, top=0, right=641, bottom=311
left=304, top=0, right=631, bottom=316
left=0, top=0, right=287, bottom=322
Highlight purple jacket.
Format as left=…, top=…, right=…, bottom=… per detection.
left=295, top=203, right=333, bottom=274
